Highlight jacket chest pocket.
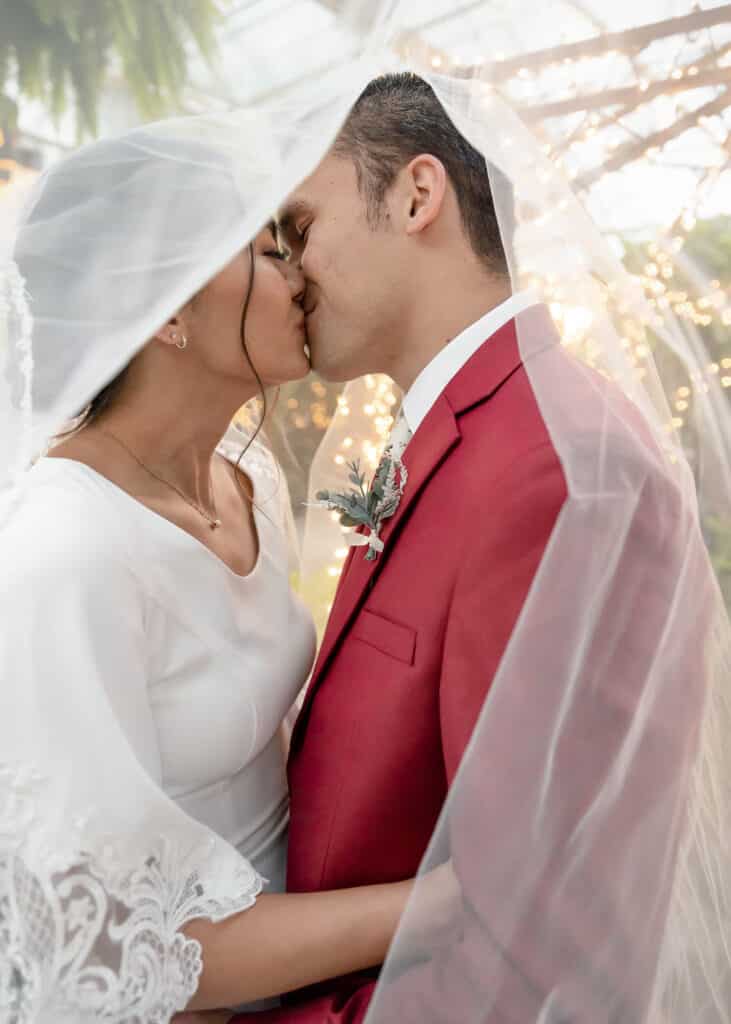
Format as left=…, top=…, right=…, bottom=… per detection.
left=350, top=608, right=417, bottom=666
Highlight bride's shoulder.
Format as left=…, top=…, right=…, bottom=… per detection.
left=0, top=459, right=135, bottom=588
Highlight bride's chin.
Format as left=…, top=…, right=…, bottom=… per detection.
left=282, top=354, right=312, bottom=384
left=295, top=357, right=312, bottom=380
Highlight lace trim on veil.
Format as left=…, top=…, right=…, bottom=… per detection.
left=0, top=763, right=262, bottom=1024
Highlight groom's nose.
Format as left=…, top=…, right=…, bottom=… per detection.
left=285, top=263, right=305, bottom=304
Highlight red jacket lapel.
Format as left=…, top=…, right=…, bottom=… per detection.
left=303, top=396, right=461, bottom=696
left=294, top=315, right=538, bottom=745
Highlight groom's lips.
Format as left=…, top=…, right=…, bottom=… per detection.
left=303, top=289, right=318, bottom=317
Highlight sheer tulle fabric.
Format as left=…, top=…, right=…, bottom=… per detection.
left=0, top=0, right=729, bottom=1020
left=0, top=75, right=375, bottom=1022
left=302, top=7, right=731, bottom=1021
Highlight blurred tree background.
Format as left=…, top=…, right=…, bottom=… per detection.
left=620, top=215, right=731, bottom=607
left=669, top=215, right=731, bottom=609
left=0, top=0, right=223, bottom=138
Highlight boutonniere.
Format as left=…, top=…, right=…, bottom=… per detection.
left=314, top=446, right=408, bottom=561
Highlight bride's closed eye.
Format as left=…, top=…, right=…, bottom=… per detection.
left=265, top=249, right=288, bottom=262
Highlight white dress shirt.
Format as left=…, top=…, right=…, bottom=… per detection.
left=401, top=290, right=539, bottom=436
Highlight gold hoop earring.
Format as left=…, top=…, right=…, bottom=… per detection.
left=174, top=334, right=188, bottom=350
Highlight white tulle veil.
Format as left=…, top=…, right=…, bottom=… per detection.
left=0, top=59, right=379, bottom=1022
left=1, top=0, right=729, bottom=1021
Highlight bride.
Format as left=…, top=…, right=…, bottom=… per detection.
left=0, top=120, right=435, bottom=1021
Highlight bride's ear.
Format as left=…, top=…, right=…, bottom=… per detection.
left=154, top=315, right=188, bottom=350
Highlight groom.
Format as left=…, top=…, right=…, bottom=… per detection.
left=227, top=69, right=565, bottom=1021
left=233, top=73, right=688, bottom=1021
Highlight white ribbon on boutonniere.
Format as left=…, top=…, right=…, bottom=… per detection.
left=311, top=430, right=410, bottom=562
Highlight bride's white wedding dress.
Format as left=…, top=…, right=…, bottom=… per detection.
left=14, top=431, right=316, bottom=891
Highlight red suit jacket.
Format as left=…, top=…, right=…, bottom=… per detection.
left=233, top=306, right=700, bottom=1021
left=231, top=308, right=566, bottom=1021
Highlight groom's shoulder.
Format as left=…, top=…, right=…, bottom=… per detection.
left=452, top=338, right=667, bottom=498
left=453, top=348, right=557, bottom=472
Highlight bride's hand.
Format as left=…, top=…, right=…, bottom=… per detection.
left=395, top=860, right=463, bottom=957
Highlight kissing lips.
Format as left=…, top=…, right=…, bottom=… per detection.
left=300, top=311, right=312, bottom=363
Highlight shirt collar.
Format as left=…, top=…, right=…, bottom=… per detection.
left=401, top=290, right=539, bottom=436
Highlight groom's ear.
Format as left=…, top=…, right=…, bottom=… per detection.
left=402, top=155, right=447, bottom=237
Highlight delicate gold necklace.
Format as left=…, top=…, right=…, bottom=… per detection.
left=100, top=429, right=222, bottom=530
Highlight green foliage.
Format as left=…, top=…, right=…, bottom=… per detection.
left=683, top=215, right=731, bottom=280
left=705, top=516, right=731, bottom=612
left=623, top=215, right=731, bottom=363
left=624, top=217, right=731, bottom=609
left=1, top=0, right=223, bottom=137
left=316, top=459, right=379, bottom=530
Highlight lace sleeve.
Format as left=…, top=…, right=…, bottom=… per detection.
left=0, top=488, right=261, bottom=1023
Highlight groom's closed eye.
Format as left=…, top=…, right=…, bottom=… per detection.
left=276, top=221, right=296, bottom=260
left=283, top=226, right=306, bottom=256
left=277, top=201, right=311, bottom=255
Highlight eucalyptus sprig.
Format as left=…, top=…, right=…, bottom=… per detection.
left=316, top=459, right=382, bottom=532
left=313, top=449, right=408, bottom=562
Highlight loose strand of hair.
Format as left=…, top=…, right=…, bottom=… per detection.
left=233, top=241, right=281, bottom=529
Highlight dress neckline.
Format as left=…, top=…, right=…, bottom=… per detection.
left=35, top=451, right=264, bottom=582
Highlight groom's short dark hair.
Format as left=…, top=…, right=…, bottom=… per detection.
left=334, top=72, right=512, bottom=276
